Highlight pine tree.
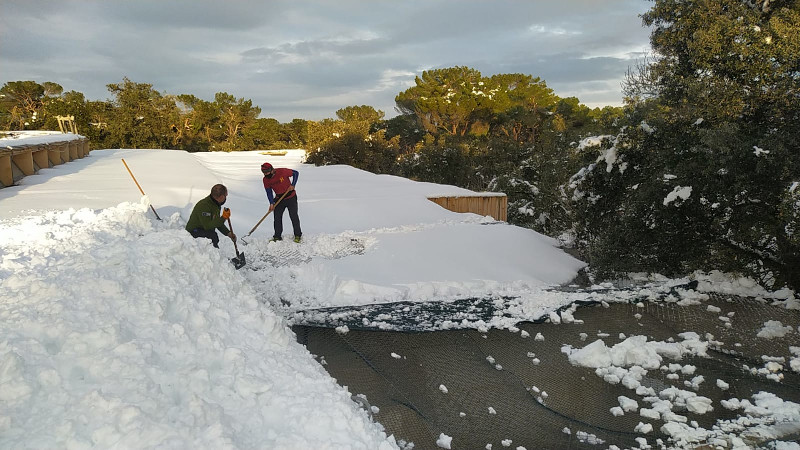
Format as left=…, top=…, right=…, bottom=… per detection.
left=571, top=0, right=800, bottom=288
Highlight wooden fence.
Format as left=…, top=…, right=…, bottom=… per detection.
left=427, top=193, right=507, bottom=222
left=0, top=137, right=91, bottom=188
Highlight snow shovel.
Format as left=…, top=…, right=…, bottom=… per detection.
left=241, top=190, right=292, bottom=245
left=227, top=217, right=246, bottom=269
left=121, top=158, right=162, bottom=220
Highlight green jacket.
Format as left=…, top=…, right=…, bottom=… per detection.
left=185, top=195, right=230, bottom=235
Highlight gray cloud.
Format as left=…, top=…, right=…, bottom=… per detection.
left=241, top=36, right=394, bottom=67
left=0, top=0, right=652, bottom=122
left=96, top=1, right=280, bottom=31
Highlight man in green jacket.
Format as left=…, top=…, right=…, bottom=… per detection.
left=185, top=184, right=237, bottom=248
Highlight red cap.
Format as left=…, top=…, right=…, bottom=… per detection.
left=261, top=162, right=273, bottom=172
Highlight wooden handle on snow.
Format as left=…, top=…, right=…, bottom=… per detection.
left=122, top=158, right=162, bottom=221
left=245, top=190, right=292, bottom=237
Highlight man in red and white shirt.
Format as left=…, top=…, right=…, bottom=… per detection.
left=261, top=162, right=302, bottom=242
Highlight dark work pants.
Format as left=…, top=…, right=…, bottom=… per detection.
left=273, top=195, right=302, bottom=239
left=190, top=228, right=220, bottom=248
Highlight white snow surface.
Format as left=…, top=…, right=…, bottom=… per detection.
left=0, top=147, right=585, bottom=448
left=757, top=320, right=795, bottom=339
left=0, top=130, right=84, bottom=147
left=0, top=201, right=397, bottom=448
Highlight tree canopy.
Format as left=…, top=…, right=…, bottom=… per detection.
left=0, top=78, right=306, bottom=152
left=570, top=0, right=800, bottom=289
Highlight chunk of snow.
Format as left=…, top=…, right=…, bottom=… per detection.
left=790, top=347, right=800, bottom=373
left=577, top=135, right=612, bottom=150
left=436, top=433, right=453, bottom=449
left=640, top=408, right=660, bottom=420
left=685, top=396, right=713, bottom=414
left=619, top=396, right=639, bottom=412
left=757, top=321, right=793, bottom=338
left=597, top=147, right=619, bottom=173
left=753, top=146, right=770, bottom=157
left=576, top=431, right=604, bottom=445
left=663, top=186, right=692, bottom=206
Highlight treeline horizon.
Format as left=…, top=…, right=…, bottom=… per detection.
left=0, top=68, right=620, bottom=153
left=2, top=0, right=798, bottom=292
left=0, top=77, right=312, bottom=152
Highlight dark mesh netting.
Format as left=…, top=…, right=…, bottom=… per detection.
left=293, top=294, right=800, bottom=449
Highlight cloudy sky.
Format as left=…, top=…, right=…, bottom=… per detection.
left=0, top=0, right=652, bottom=123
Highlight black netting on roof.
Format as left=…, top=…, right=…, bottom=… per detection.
left=293, top=295, right=800, bottom=449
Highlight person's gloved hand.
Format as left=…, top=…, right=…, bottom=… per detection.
left=222, top=207, right=231, bottom=219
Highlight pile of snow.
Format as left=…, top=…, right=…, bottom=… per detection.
left=563, top=333, right=708, bottom=371
left=757, top=321, right=795, bottom=339
left=0, top=201, right=397, bottom=448
left=563, top=331, right=800, bottom=448
left=692, top=270, right=799, bottom=309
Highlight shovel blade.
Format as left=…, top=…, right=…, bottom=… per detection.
left=231, top=252, right=246, bottom=269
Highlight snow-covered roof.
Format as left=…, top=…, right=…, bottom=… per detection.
left=0, top=130, right=85, bottom=148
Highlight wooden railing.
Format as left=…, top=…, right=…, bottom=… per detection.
left=0, top=135, right=90, bottom=188
left=428, top=193, right=507, bottom=222
left=56, top=115, right=78, bottom=134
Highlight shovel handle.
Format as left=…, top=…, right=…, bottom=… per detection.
left=121, top=158, right=162, bottom=221
left=244, top=190, right=292, bottom=237
left=227, top=217, right=240, bottom=255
